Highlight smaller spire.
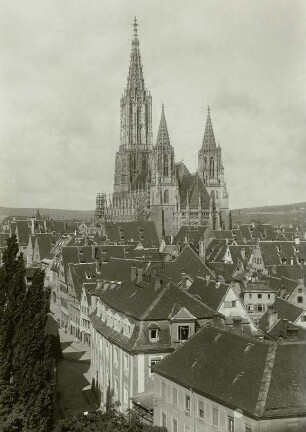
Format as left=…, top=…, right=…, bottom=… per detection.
left=202, top=105, right=216, bottom=149
left=156, top=104, right=171, bottom=148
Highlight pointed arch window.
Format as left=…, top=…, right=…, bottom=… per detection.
left=163, top=154, right=169, bottom=177
left=210, top=157, right=214, bottom=177
left=164, top=189, right=169, bottom=204
left=204, top=157, right=207, bottom=171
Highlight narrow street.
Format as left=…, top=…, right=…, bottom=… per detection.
left=51, top=302, right=98, bottom=422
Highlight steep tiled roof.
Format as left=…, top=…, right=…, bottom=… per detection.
left=175, top=244, right=215, bottom=279
left=99, top=278, right=219, bottom=322
left=188, top=277, right=229, bottom=311
left=260, top=241, right=306, bottom=266
left=206, top=262, right=237, bottom=283
left=264, top=343, right=306, bottom=416
left=36, top=233, right=56, bottom=260
left=105, top=221, right=159, bottom=248
left=264, top=318, right=306, bottom=341
left=100, top=258, right=136, bottom=282
left=16, top=221, right=31, bottom=246
left=266, top=265, right=305, bottom=282
left=99, top=280, right=158, bottom=320
left=174, top=225, right=208, bottom=245
left=153, top=325, right=271, bottom=415
left=228, top=245, right=252, bottom=264
left=211, top=230, right=233, bottom=240
left=179, top=173, right=210, bottom=210
left=143, top=283, right=220, bottom=321
left=259, top=297, right=304, bottom=332
left=153, top=324, right=306, bottom=418
left=61, top=246, right=93, bottom=282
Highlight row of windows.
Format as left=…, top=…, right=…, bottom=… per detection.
left=247, top=304, right=266, bottom=313
left=161, top=408, right=244, bottom=431
left=247, top=293, right=270, bottom=299
left=224, top=300, right=236, bottom=308
left=253, top=257, right=262, bottom=264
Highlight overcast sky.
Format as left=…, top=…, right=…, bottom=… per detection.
left=0, top=0, right=305, bottom=210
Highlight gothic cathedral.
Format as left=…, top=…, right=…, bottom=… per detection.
left=96, top=19, right=230, bottom=237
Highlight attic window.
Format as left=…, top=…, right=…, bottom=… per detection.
left=244, top=343, right=253, bottom=354
left=178, top=325, right=190, bottom=341
left=214, top=333, right=222, bottom=343
left=277, top=246, right=282, bottom=252
left=149, top=328, right=159, bottom=342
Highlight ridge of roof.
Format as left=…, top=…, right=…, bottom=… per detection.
left=254, top=343, right=277, bottom=417
left=139, top=282, right=170, bottom=320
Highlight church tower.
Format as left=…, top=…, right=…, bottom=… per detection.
left=150, top=105, right=176, bottom=236
left=198, top=107, right=230, bottom=228
left=114, top=18, right=153, bottom=194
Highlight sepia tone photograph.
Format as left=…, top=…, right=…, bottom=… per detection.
left=0, top=1, right=305, bottom=431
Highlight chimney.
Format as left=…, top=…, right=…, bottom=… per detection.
left=295, top=234, right=300, bottom=246
left=181, top=272, right=187, bottom=289
left=137, top=266, right=144, bottom=283
left=212, top=314, right=224, bottom=327
left=271, top=264, right=277, bottom=275
left=96, top=258, right=101, bottom=274
left=267, top=306, right=278, bottom=331
left=282, top=318, right=288, bottom=339
left=206, top=274, right=210, bottom=284
left=290, top=256, right=294, bottom=266
left=241, top=248, right=246, bottom=260
left=198, top=239, right=205, bottom=262
left=30, top=215, right=36, bottom=235
left=131, top=264, right=137, bottom=281
left=233, top=316, right=243, bottom=332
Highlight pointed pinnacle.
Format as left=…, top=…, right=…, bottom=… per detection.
left=133, top=17, right=138, bottom=36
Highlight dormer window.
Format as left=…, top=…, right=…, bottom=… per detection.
left=149, top=328, right=159, bottom=342
left=178, top=325, right=190, bottom=342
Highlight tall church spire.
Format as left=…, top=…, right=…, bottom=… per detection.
left=127, top=17, right=145, bottom=93
left=202, top=105, right=216, bottom=149
left=156, top=104, right=171, bottom=148
left=115, top=18, right=152, bottom=194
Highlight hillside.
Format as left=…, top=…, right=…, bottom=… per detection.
left=231, top=202, right=306, bottom=232
left=1, top=202, right=305, bottom=232
left=0, top=207, right=95, bottom=222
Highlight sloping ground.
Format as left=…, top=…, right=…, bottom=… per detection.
left=0, top=206, right=94, bottom=221
left=232, top=202, right=306, bottom=232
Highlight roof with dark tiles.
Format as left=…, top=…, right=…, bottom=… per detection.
left=16, top=221, right=31, bottom=246
left=152, top=324, right=306, bottom=418
left=259, top=297, right=305, bottom=332
left=188, top=277, right=229, bottom=311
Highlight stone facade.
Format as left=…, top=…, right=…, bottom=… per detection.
left=96, top=19, right=230, bottom=237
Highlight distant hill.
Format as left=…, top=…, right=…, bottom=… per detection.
left=1, top=202, right=305, bottom=232
left=231, top=202, right=306, bottom=232
left=0, top=207, right=95, bottom=222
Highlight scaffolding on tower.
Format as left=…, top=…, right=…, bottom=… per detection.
left=95, top=193, right=107, bottom=222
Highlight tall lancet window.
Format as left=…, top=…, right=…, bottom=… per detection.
left=164, top=189, right=169, bottom=204
left=163, top=154, right=169, bottom=177
left=137, top=106, right=141, bottom=143
left=210, top=157, right=214, bottom=177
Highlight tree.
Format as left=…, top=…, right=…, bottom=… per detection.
left=0, top=236, right=27, bottom=431
left=0, top=236, right=55, bottom=432
left=56, top=403, right=167, bottom=432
